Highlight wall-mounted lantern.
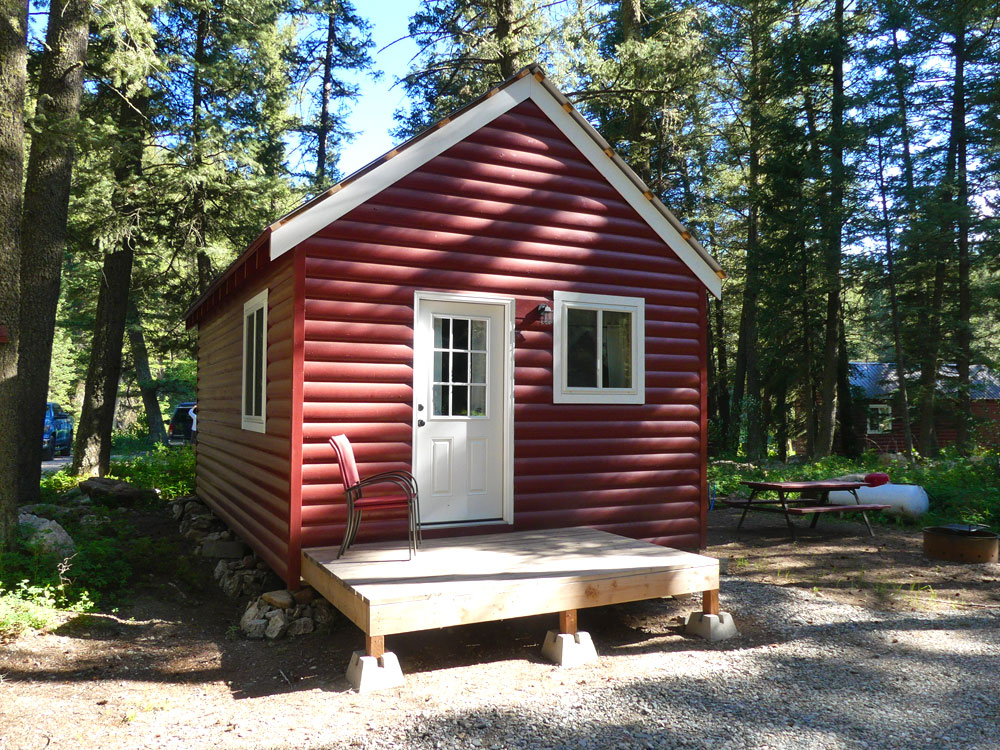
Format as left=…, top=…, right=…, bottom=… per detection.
left=536, top=303, right=553, bottom=326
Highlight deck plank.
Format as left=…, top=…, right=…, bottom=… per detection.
left=302, top=528, right=719, bottom=637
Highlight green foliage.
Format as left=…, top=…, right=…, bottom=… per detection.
left=709, top=453, right=1000, bottom=527
left=39, top=470, right=82, bottom=503
left=108, top=445, right=195, bottom=500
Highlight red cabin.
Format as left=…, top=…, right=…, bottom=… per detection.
left=184, top=65, right=724, bottom=587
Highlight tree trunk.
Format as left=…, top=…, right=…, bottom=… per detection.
left=192, top=8, right=213, bottom=294
left=493, top=0, right=516, bottom=78
left=874, top=120, right=914, bottom=458
left=815, top=0, right=846, bottom=457
left=16, top=0, right=90, bottom=502
left=916, top=260, right=945, bottom=456
left=127, top=302, right=167, bottom=445
left=618, top=0, right=650, bottom=182
left=713, top=294, right=730, bottom=438
left=775, top=377, right=788, bottom=462
left=315, top=8, right=336, bottom=188
left=0, top=0, right=28, bottom=547
left=952, top=19, right=971, bottom=455
left=72, top=95, right=144, bottom=475
left=800, top=241, right=817, bottom=457
left=72, top=249, right=135, bottom=476
left=837, top=301, right=858, bottom=456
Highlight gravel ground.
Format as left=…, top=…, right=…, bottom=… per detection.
left=4, top=575, right=997, bottom=750
left=334, top=579, right=1000, bottom=750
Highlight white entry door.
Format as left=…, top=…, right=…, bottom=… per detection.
left=413, top=296, right=510, bottom=525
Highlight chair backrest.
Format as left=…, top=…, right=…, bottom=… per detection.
left=329, top=434, right=361, bottom=489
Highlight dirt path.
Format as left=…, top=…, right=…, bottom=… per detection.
left=1, top=506, right=997, bottom=749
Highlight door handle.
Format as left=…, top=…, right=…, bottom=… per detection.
left=417, top=419, right=426, bottom=427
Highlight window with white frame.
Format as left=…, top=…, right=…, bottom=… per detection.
left=867, top=404, right=892, bottom=434
left=242, top=289, right=268, bottom=432
left=553, top=291, right=645, bottom=404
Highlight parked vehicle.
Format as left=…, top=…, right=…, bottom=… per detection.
left=168, top=402, right=197, bottom=443
left=42, top=402, right=73, bottom=460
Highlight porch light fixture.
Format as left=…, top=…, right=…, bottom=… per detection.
left=536, top=303, right=553, bottom=326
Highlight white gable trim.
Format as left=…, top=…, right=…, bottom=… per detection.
left=269, top=72, right=722, bottom=298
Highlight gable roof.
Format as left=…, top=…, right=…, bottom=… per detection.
left=850, top=362, right=1000, bottom=400
left=185, top=64, right=723, bottom=326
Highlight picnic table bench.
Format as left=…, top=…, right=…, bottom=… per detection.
left=719, top=480, right=890, bottom=539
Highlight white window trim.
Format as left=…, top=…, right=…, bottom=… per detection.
left=553, top=291, right=645, bottom=405
left=241, top=289, right=268, bottom=433
left=867, top=403, right=892, bottom=435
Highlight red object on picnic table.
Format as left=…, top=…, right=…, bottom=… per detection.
left=864, top=472, right=890, bottom=487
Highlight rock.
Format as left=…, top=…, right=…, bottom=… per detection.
left=240, top=600, right=263, bottom=629
left=79, top=477, right=158, bottom=507
left=262, top=589, right=294, bottom=609
left=18, top=514, right=76, bottom=557
left=241, top=555, right=255, bottom=568
left=293, top=588, right=316, bottom=605
left=213, top=560, right=230, bottom=582
left=243, top=618, right=268, bottom=638
left=183, top=527, right=209, bottom=542
left=264, top=609, right=283, bottom=620
left=265, top=611, right=289, bottom=639
left=171, top=502, right=185, bottom=520
left=221, top=574, right=244, bottom=599
left=287, top=617, right=314, bottom=637
left=313, top=601, right=336, bottom=627
left=200, top=540, right=248, bottom=559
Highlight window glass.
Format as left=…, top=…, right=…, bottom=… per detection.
left=602, top=310, right=632, bottom=388
left=242, top=290, right=268, bottom=431
left=431, top=315, right=488, bottom=418
left=253, top=307, right=264, bottom=416
left=566, top=307, right=598, bottom=388
left=244, top=313, right=255, bottom=415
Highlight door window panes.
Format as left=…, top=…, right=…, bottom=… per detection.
left=431, top=315, right=489, bottom=418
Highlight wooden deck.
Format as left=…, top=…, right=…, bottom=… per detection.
left=301, top=527, right=720, bottom=651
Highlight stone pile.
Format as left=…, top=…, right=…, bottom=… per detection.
left=171, top=495, right=250, bottom=560
left=212, top=555, right=284, bottom=599
left=238, top=587, right=337, bottom=639
left=173, top=494, right=337, bottom=639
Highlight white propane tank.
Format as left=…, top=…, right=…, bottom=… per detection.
left=828, top=483, right=929, bottom=518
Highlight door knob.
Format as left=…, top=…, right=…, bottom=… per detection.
left=417, top=419, right=426, bottom=427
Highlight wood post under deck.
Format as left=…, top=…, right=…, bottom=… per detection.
left=559, top=609, right=578, bottom=634
left=703, top=589, right=719, bottom=616
left=366, top=634, right=385, bottom=659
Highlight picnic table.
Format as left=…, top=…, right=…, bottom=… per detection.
left=720, top=480, right=891, bottom=539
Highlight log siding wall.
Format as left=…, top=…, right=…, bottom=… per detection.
left=196, top=256, right=295, bottom=581
left=297, top=100, right=708, bottom=552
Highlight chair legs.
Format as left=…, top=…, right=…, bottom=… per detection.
left=336, top=493, right=422, bottom=561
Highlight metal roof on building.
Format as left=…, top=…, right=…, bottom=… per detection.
left=850, top=362, right=1000, bottom=400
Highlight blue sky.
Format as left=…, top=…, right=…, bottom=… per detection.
left=337, top=0, right=424, bottom=175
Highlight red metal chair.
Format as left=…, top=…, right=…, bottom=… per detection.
left=329, top=434, right=421, bottom=559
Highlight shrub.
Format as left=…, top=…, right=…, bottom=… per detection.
left=108, top=444, right=195, bottom=500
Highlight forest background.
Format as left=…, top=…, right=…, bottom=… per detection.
left=1, top=0, right=998, bottom=547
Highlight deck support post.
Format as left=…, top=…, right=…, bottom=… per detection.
left=702, top=589, right=719, bottom=616
left=685, top=588, right=737, bottom=642
left=345, top=633, right=403, bottom=693
left=559, top=609, right=578, bottom=634
left=366, top=634, right=385, bottom=659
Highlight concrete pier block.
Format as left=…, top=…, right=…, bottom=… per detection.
left=541, top=630, right=598, bottom=667
left=684, top=611, right=738, bottom=641
left=345, top=650, right=405, bottom=693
